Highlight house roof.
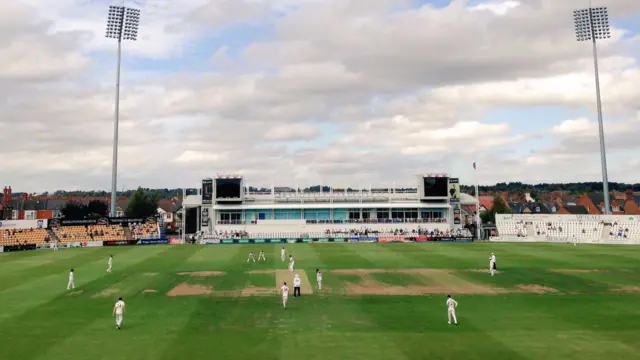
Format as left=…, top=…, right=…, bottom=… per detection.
left=509, top=202, right=554, bottom=214
left=565, top=205, right=588, bottom=214
left=44, top=200, right=69, bottom=210
left=587, top=193, right=605, bottom=206
left=157, top=199, right=181, bottom=213
left=479, top=196, right=494, bottom=210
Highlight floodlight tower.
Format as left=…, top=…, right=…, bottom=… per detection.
left=573, top=5, right=611, bottom=214
left=105, top=5, right=140, bottom=217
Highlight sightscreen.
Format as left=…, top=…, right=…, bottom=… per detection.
left=215, top=178, right=242, bottom=199
left=423, top=177, right=449, bottom=197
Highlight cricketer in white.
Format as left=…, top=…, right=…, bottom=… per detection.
left=113, top=297, right=126, bottom=330
left=447, top=295, right=458, bottom=325
left=288, top=255, right=295, bottom=272
left=67, top=269, right=75, bottom=290
left=316, top=269, right=323, bottom=290
left=281, top=282, right=289, bottom=309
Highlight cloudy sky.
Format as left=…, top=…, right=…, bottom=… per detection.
left=1, top=0, right=639, bottom=192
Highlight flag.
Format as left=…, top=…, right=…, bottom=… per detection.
left=473, top=161, right=476, bottom=170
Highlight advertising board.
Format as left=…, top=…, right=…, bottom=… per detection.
left=0, top=219, right=47, bottom=229
left=83, top=241, right=103, bottom=247
left=103, top=240, right=137, bottom=246
left=3, top=244, right=37, bottom=252
left=169, top=238, right=183, bottom=245
left=378, top=236, right=406, bottom=243
left=348, top=237, right=377, bottom=243
left=138, top=239, right=169, bottom=245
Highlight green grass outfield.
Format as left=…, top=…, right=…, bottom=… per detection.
left=1, top=243, right=640, bottom=360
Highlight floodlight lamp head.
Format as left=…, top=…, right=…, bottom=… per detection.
left=573, top=6, right=610, bottom=42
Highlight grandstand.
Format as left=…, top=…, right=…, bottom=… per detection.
left=183, top=174, right=477, bottom=239
left=495, top=214, right=640, bottom=243
left=129, top=222, right=160, bottom=239
left=54, top=224, right=126, bottom=243
left=1, top=228, right=49, bottom=246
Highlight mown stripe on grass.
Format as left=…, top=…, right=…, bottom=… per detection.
left=159, top=297, right=283, bottom=360
left=0, top=246, right=168, bottom=322
left=30, top=296, right=200, bottom=360
left=0, top=248, right=129, bottom=292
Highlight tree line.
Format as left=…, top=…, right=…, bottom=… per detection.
left=60, top=188, right=159, bottom=220
left=9, top=181, right=638, bottom=202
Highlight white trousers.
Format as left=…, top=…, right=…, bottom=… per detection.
left=282, top=296, right=288, bottom=307
left=115, top=313, right=123, bottom=327
left=107, top=265, right=112, bottom=272
left=489, top=263, right=495, bottom=276
left=67, top=280, right=75, bottom=290
left=289, top=263, right=294, bottom=272
left=258, top=254, right=266, bottom=261
left=247, top=255, right=255, bottom=262
left=281, top=254, right=285, bottom=261
left=448, top=309, right=457, bottom=324
left=317, top=280, right=322, bottom=289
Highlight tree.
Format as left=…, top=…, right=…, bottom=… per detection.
left=480, top=194, right=512, bottom=224
left=61, top=202, right=88, bottom=220
left=86, top=200, right=108, bottom=218
left=125, top=188, right=159, bottom=218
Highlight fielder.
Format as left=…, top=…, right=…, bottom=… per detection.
left=67, top=269, right=75, bottom=290
left=113, top=296, right=126, bottom=330
left=107, top=255, right=113, bottom=273
left=247, top=251, right=256, bottom=263
left=316, top=268, right=322, bottom=290
left=258, top=250, right=266, bottom=261
left=446, top=295, right=458, bottom=325
left=490, top=253, right=497, bottom=275
left=281, top=247, right=286, bottom=262
left=280, top=282, right=289, bottom=309
left=288, top=255, right=295, bottom=272
left=489, top=254, right=495, bottom=277
left=53, top=239, right=59, bottom=251
left=293, top=274, right=301, bottom=297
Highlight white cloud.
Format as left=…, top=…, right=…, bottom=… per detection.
left=2, top=0, right=640, bottom=192
left=264, top=123, right=319, bottom=141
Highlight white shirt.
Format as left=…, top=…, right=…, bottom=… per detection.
left=293, top=276, right=301, bottom=287
left=108, top=257, right=113, bottom=265
left=281, top=249, right=285, bottom=255
left=289, top=257, right=294, bottom=264
left=69, top=272, right=74, bottom=281
left=491, top=254, right=496, bottom=263
left=114, top=300, right=125, bottom=315
left=317, top=272, right=322, bottom=281
left=281, top=285, right=289, bottom=297
left=446, top=298, right=457, bottom=310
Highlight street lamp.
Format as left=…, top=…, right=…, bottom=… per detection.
left=573, top=6, right=611, bottom=214
left=105, top=4, right=141, bottom=217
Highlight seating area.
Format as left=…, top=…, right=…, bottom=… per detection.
left=129, top=223, right=160, bottom=239
left=610, top=222, right=640, bottom=240
left=206, top=227, right=472, bottom=240
left=1, top=228, right=50, bottom=246
left=495, top=215, right=640, bottom=241
left=55, top=224, right=126, bottom=243
left=495, top=219, right=527, bottom=237
left=531, top=220, right=603, bottom=240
